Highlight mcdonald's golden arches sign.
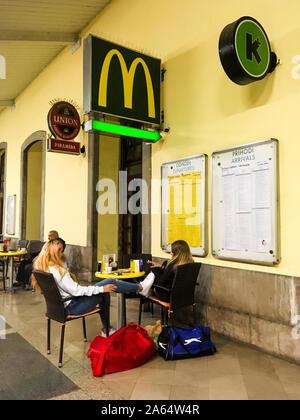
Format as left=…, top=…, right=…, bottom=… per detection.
left=83, top=35, right=161, bottom=125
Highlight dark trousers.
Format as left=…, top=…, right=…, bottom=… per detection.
left=16, top=260, right=33, bottom=285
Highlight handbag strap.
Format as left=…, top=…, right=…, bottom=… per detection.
left=94, top=349, right=106, bottom=376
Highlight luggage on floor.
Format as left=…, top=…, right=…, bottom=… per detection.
left=157, top=324, right=216, bottom=361
left=86, top=322, right=157, bottom=376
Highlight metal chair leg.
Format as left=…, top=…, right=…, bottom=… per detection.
left=58, top=324, right=65, bottom=368
left=82, top=317, right=87, bottom=342
left=2, top=263, right=5, bottom=291
left=47, top=318, right=51, bottom=354
left=192, top=304, right=196, bottom=324
left=122, top=294, right=127, bottom=326
left=138, top=299, right=143, bottom=325
left=160, top=306, right=164, bottom=324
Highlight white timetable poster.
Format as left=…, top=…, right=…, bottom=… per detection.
left=212, top=139, right=279, bottom=265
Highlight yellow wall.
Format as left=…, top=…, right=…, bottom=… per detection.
left=0, top=38, right=87, bottom=246
left=26, top=141, right=42, bottom=240
left=0, top=0, right=300, bottom=276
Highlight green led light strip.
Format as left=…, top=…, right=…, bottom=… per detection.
left=88, top=120, right=161, bottom=142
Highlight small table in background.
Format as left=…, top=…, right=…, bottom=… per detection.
left=0, top=250, right=28, bottom=293
left=95, top=270, right=145, bottom=329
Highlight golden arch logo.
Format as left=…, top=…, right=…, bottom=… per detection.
left=99, top=49, right=155, bottom=119
left=83, top=35, right=161, bottom=125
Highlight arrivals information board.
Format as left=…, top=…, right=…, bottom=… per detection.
left=211, top=139, right=279, bottom=265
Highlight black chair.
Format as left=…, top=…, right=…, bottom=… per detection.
left=138, top=263, right=201, bottom=326
left=27, top=240, right=44, bottom=255
left=13, top=239, right=29, bottom=275
left=19, top=239, right=29, bottom=249
left=121, top=253, right=152, bottom=325
left=33, top=270, right=110, bottom=368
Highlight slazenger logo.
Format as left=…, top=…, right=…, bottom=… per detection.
left=98, top=48, right=155, bottom=118
left=0, top=55, right=6, bottom=79
left=159, top=342, right=167, bottom=350
left=184, top=338, right=202, bottom=345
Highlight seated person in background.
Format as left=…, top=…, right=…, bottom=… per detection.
left=14, top=230, right=60, bottom=288
left=147, top=240, right=194, bottom=302
left=32, top=239, right=154, bottom=335
left=48, top=230, right=59, bottom=241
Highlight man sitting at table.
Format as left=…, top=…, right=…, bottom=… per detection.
left=14, top=230, right=60, bottom=288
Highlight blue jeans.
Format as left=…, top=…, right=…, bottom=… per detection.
left=65, top=279, right=139, bottom=327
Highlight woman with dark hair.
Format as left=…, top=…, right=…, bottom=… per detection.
left=147, top=240, right=194, bottom=302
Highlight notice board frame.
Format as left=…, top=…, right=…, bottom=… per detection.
left=161, top=154, right=208, bottom=257
left=211, top=138, right=279, bottom=265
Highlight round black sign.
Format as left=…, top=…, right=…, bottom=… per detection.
left=47, top=101, right=81, bottom=140
left=219, top=16, right=277, bottom=85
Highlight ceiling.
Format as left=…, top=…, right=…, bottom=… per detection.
left=0, top=0, right=112, bottom=113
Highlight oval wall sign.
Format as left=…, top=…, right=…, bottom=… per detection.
left=219, top=16, right=277, bottom=85
left=48, top=101, right=81, bottom=140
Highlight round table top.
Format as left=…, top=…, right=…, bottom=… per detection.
left=0, top=250, right=28, bottom=256
left=95, top=270, right=145, bottom=279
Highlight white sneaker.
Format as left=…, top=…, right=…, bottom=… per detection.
left=101, top=328, right=116, bottom=337
left=139, top=272, right=155, bottom=297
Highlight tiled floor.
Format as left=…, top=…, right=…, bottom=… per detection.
left=1, top=287, right=300, bottom=400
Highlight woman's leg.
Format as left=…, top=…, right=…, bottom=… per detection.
left=95, top=278, right=140, bottom=294
left=95, top=273, right=155, bottom=297
left=65, top=294, right=110, bottom=328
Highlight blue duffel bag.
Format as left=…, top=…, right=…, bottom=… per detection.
left=157, top=324, right=216, bottom=360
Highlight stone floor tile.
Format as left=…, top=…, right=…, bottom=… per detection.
left=170, top=385, right=209, bottom=400
left=130, top=383, right=171, bottom=400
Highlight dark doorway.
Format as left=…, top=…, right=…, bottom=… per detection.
left=119, top=138, right=143, bottom=262
left=0, top=149, right=6, bottom=235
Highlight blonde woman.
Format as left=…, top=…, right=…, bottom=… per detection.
left=33, top=240, right=154, bottom=334
left=147, top=240, right=194, bottom=302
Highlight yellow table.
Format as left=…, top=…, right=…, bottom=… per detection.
left=95, top=270, right=145, bottom=328
left=0, top=251, right=28, bottom=292
left=95, top=270, right=145, bottom=280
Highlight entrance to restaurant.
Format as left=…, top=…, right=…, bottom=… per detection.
left=20, top=132, right=46, bottom=241
left=96, top=135, right=150, bottom=270
left=119, top=138, right=143, bottom=261
left=24, top=141, right=42, bottom=240
left=0, top=143, right=7, bottom=235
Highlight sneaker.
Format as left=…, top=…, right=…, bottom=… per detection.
left=139, top=272, right=155, bottom=297
left=13, top=281, right=24, bottom=288
left=101, top=328, right=116, bottom=337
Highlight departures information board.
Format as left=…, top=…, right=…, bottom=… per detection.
left=161, top=154, right=207, bottom=257
left=211, top=139, right=279, bottom=265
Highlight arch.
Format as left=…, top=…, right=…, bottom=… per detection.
left=0, top=142, right=7, bottom=234
left=20, top=131, right=46, bottom=240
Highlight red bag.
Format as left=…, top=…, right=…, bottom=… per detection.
left=86, top=322, right=157, bottom=377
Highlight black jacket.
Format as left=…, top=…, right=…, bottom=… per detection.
left=152, top=260, right=176, bottom=302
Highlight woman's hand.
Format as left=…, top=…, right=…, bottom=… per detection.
left=103, top=284, right=117, bottom=293
left=147, top=260, right=162, bottom=268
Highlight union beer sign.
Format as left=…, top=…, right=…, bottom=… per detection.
left=48, top=101, right=81, bottom=140
left=83, top=35, right=161, bottom=125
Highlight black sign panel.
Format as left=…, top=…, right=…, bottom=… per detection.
left=84, top=35, right=161, bottom=125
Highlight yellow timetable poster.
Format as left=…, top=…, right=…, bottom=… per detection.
left=168, top=171, right=202, bottom=247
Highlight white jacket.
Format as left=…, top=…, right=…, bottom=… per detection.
left=49, top=266, right=104, bottom=307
